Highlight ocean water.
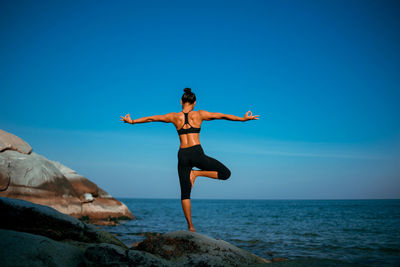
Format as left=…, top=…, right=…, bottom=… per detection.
left=100, top=199, right=400, bottom=266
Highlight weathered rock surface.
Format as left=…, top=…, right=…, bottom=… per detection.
left=133, top=230, right=271, bottom=266
left=0, top=229, right=85, bottom=267
left=0, top=129, right=32, bottom=154
left=84, top=243, right=130, bottom=265
left=0, top=130, right=134, bottom=225
left=0, top=196, right=127, bottom=248
left=127, top=249, right=170, bottom=266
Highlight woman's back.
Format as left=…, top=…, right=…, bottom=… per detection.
left=175, top=110, right=202, bottom=149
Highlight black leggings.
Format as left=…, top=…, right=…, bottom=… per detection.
left=177, top=144, right=231, bottom=200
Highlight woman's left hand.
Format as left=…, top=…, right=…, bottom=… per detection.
left=244, top=111, right=260, bottom=121
left=120, top=113, right=133, bottom=124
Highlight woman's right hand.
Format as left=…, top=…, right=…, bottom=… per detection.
left=243, top=111, right=259, bottom=121
left=120, top=113, right=133, bottom=124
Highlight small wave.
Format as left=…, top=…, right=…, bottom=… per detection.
left=342, top=245, right=400, bottom=253
left=282, top=257, right=363, bottom=267
left=229, top=238, right=262, bottom=244
left=302, top=232, right=320, bottom=237
left=342, top=228, right=368, bottom=233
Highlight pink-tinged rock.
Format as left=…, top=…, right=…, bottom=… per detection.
left=0, top=129, right=32, bottom=154
left=81, top=198, right=134, bottom=225
left=0, top=148, right=134, bottom=225
left=51, top=160, right=134, bottom=223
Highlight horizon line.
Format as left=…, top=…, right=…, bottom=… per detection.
left=115, top=197, right=400, bottom=201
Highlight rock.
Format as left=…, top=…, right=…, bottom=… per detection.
left=80, top=198, right=134, bottom=225
left=0, top=196, right=127, bottom=248
left=0, top=229, right=85, bottom=267
left=83, top=192, right=94, bottom=202
left=0, top=142, right=134, bottom=225
left=133, top=230, right=271, bottom=266
left=0, top=150, right=83, bottom=216
left=52, top=162, right=134, bottom=224
left=0, top=129, right=32, bottom=154
left=84, top=243, right=129, bottom=266
left=127, top=249, right=170, bottom=267
left=0, top=150, right=81, bottom=204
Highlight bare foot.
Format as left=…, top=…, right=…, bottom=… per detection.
left=190, top=170, right=196, bottom=188
left=189, top=227, right=196, bottom=232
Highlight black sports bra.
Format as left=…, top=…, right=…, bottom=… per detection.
left=177, top=111, right=201, bottom=135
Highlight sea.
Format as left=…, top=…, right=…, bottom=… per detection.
left=100, top=199, right=400, bottom=266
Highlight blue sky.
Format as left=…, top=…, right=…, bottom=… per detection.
left=1, top=0, right=399, bottom=199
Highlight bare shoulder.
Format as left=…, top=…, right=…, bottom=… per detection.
left=167, top=112, right=180, bottom=120
left=197, top=110, right=216, bottom=121
left=197, top=110, right=209, bottom=117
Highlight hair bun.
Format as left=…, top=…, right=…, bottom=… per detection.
left=184, top=88, right=192, bottom=94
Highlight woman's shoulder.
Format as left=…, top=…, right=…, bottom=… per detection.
left=195, top=110, right=211, bottom=118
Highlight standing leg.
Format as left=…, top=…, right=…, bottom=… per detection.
left=181, top=199, right=195, bottom=232
left=178, top=160, right=196, bottom=231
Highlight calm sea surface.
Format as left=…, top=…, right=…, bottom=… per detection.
left=100, top=199, right=400, bottom=266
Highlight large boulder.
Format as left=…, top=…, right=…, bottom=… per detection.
left=0, top=130, right=134, bottom=225
left=0, top=129, right=32, bottom=154
left=133, top=230, right=271, bottom=266
left=0, top=196, right=126, bottom=248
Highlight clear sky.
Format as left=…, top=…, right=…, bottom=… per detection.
left=1, top=0, right=399, bottom=199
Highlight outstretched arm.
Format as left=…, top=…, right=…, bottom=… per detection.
left=120, top=113, right=174, bottom=124
left=199, top=110, right=260, bottom=122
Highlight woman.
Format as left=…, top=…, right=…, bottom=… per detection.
left=120, top=88, right=259, bottom=232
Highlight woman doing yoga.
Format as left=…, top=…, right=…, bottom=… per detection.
left=120, top=88, right=259, bottom=232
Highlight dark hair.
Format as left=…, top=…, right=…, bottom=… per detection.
left=181, top=88, right=196, bottom=104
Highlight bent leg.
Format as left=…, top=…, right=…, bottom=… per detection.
left=194, top=153, right=231, bottom=180
left=193, top=170, right=218, bottom=179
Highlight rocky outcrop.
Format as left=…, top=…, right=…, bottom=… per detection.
left=0, top=197, right=126, bottom=247
left=0, top=196, right=272, bottom=266
left=0, top=129, right=32, bottom=154
left=0, top=129, right=134, bottom=225
left=133, top=231, right=271, bottom=266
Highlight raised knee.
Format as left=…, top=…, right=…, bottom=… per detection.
left=219, top=169, right=231, bottom=180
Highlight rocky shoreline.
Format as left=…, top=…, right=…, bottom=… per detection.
left=0, top=196, right=271, bottom=266
left=0, top=129, right=273, bottom=266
